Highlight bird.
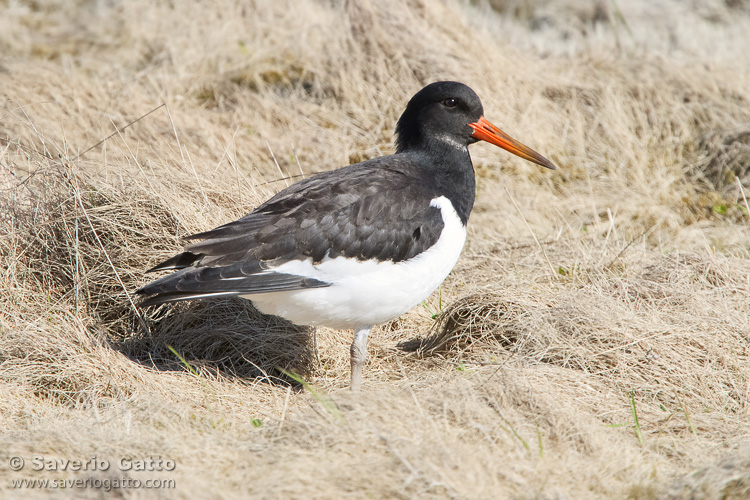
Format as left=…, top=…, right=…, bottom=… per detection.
left=137, top=81, right=556, bottom=391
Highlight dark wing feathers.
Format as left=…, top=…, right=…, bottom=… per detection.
left=146, top=251, right=202, bottom=273
left=137, top=157, right=445, bottom=306
left=137, top=262, right=329, bottom=307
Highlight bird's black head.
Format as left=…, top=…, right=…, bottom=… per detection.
left=394, top=81, right=557, bottom=170
left=395, top=81, right=483, bottom=153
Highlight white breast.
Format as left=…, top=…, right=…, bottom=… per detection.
left=244, top=196, right=467, bottom=329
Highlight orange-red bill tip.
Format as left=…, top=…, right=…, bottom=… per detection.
left=469, top=116, right=557, bottom=170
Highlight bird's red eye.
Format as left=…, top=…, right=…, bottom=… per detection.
left=442, top=98, right=457, bottom=108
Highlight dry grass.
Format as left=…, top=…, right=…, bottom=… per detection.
left=2, top=0, right=750, bottom=498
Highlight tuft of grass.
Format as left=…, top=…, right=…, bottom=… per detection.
left=421, top=286, right=444, bottom=320
left=281, top=369, right=342, bottom=420
left=630, top=393, right=644, bottom=446
left=168, top=344, right=201, bottom=378
left=681, top=399, right=698, bottom=438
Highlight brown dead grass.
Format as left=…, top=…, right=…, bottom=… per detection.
left=2, top=0, right=750, bottom=498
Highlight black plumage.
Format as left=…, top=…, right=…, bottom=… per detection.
left=183, top=159, right=448, bottom=265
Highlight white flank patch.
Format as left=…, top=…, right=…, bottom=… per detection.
left=245, top=196, right=467, bottom=330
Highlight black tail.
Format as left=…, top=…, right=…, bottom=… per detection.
left=136, top=262, right=330, bottom=308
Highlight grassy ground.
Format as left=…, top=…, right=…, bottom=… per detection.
left=2, top=0, right=750, bottom=498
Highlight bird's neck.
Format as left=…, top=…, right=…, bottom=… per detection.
left=410, top=142, right=477, bottom=225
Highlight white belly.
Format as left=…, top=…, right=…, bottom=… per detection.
left=244, top=196, right=466, bottom=329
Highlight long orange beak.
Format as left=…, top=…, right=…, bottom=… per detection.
left=469, top=116, right=557, bottom=170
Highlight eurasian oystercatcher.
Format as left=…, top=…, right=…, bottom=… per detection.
left=137, top=81, right=556, bottom=390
